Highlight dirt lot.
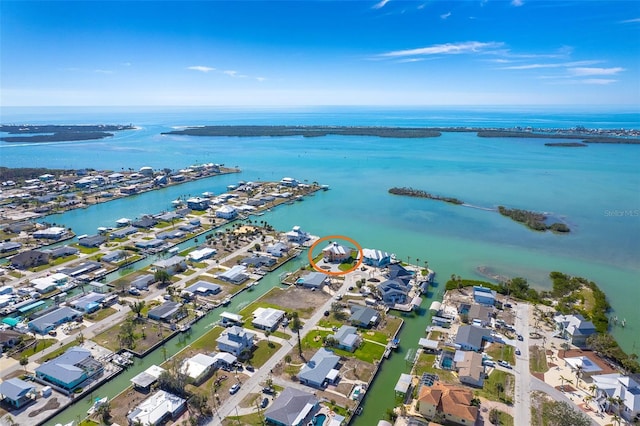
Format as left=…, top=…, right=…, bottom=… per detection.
left=261, top=286, right=330, bottom=318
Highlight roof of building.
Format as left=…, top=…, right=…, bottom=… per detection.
left=153, top=255, right=185, bottom=269
left=322, top=242, right=349, bottom=256
left=0, top=378, right=35, bottom=401
left=29, top=306, right=82, bottom=332
left=362, top=248, right=390, bottom=261
left=183, top=281, right=221, bottom=295
left=297, top=272, right=327, bottom=287
left=218, top=265, right=248, bottom=282
left=333, top=325, right=359, bottom=346
left=455, top=325, right=492, bottom=349
left=131, top=365, right=166, bottom=388
left=554, top=314, right=597, bottom=336
left=147, top=301, right=181, bottom=320
left=35, top=346, right=93, bottom=385
left=70, top=292, right=106, bottom=310
left=299, top=348, right=340, bottom=386
left=265, top=387, right=318, bottom=426
left=180, top=353, right=217, bottom=380
left=127, top=390, right=186, bottom=426
left=418, top=382, right=478, bottom=423
left=467, top=304, right=493, bottom=321
left=418, top=338, right=439, bottom=350
left=252, top=307, right=285, bottom=329
left=349, top=305, right=378, bottom=325
left=456, top=351, right=485, bottom=382
left=394, top=373, right=413, bottom=394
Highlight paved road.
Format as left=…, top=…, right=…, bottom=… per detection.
left=208, top=273, right=357, bottom=423
left=513, top=302, right=531, bottom=426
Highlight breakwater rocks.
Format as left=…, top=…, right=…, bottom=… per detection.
left=388, top=187, right=464, bottom=205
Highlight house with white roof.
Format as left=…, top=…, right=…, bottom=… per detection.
left=152, top=256, right=187, bottom=275
left=216, top=326, right=255, bottom=357
left=180, top=353, right=217, bottom=384
left=252, top=307, right=286, bottom=331
left=31, top=273, right=69, bottom=294
left=553, top=313, right=597, bottom=347
left=130, top=365, right=166, bottom=391
left=215, top=205, right=237, bottom=219
left=362, top=248, right=391, bottom=268
left=127, top=390, right=186, bottom=426
left=285, top=226, right=310, bottom=244
left=187, top=247, right=216, bottom=262
left=217, top=265, right=249, bottom=284
left=592, top=373, right=640, bottom=422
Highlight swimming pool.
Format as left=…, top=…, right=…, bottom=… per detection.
left=312, top=413, right=327, bottom=426
left=440, top=351, right=455, bottom=370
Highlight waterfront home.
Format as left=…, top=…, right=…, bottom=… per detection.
left=418, top=338, right=440, bottom=353
left=330, top=325, right=361, bottom=352
left=0, top=329, right=22, bottom=353
left=130, top=365, right=166, bottom=392
left=31, top=273, right=69, bottom=294
left=592, top=373, right=640, bottom=422
left=88, top=281, right=109, bottom=294
left=147, top=301, right=186, bottom=323
left=132, top=216, right=158, bottom=229
left=454, top=325, right=493, bottom=352
left=285, top=225, right=310, bottom=244
left=186, top=197, right=209, bottom=211
left=0, top=378, right=36, bottom=408
left=220, top=312, right=243, bottom=327
left=156, top=229, right=185, bottom=240
left=395, top=373, right=413, bottom=396
left=101, top=250, right=125, bottom=263
left=0, top=241, right=21, bottom=253
left=127, top=390, right=186, bottom=426
left=69, top=292, right=106, bottom=313
left=180, top=353, right=217, bottom=384
left=211, top=351, right=237, bottom=369
left=35, top=346, right=103, bottom=392
left=28, top=306, right=83, bottom=334
left=217, top=265, right=249, bottom=284
left=362, top=248, right=391, bottom=268
left=78, top=234, right=106, bottom=248
left=241, top=255, right=276, bottom=269
left=187, top=247, right=216, bottom=262
left=58, top=261, right=102, bottom=278
left=152, top=256, right=187, bottom=275
left=110, top=226, right=137, bottom=239
left=322, top=242, right=352, bottom=263
left=252, top=307, right=286, bottom=331
left=296, top=271, right=328, bottom=289
left=44, top=245, right=79, bottom=259
left=417, top=381, right=478, bottom=426
left=465, top=304, right=493, bottom=327
left=131, top=274, right=155, bottom=290
left=135, top=238, right=164, bottom=249
left=386, top=263, right=413, bottom=282
left=216, top=326, right=255, bottom=357
left=280, top=177, right=299, bottom=187
left=349, top=305, right=379, bottom=328
left=33, top=226, right=67, bottom=240
left=139, top=166, right=154, bottom=176
left=182, top=281, right=221, bottom=297
left=266, top=241, right=289, bottom=257
left=215, top=205, right=237, bottom=219
left=265, top=387, right=319, bottom=426
left=377, top=279, right=411, bottom=305
left=455, top=350, right=485, bottom=387
left=10, top=249, right=49, bottom=269
left=473, top=286, right=497, bottom=306
left=563, top=355, right=605, bottom=378
left=299, top=348, right=340, bottom=388
left=553, top=313, right=597, bottom=347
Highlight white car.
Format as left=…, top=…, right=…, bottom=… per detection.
left=229, top=383, right=241, bottom=394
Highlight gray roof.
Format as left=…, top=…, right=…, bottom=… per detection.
left=455, top=325, right=492, bottom=350
left=36, top=346, right=92, bottom=385
left=78, top=234, right=106, bottom=247
left=29, top=306, right=82, bottom=332
left=299, top=348, right=340, bottom=386
left=70, top=292, right=106, bottom=310
left=147, top=301, right=181, bottom=320
left=265, top=387, right=318, bottom=426
left=101, top=250, right=125, bottom=262
left=131, top=274, right=155, bottom=288
left=333, top=325, right=358, bottom=346
left=298, top=272, right=326, bottom=288
left=0, top=378, right=35, bottom=401
left=183, top=281, right=221, bottom=295
left=350, top=305, right=378, bottom=325
left=152, top=256, right=185, bottom=269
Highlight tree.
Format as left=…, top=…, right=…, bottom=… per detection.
left=574, top=364, right=584, bottom=388
left=154, top=269, right=171, bottom=286
left=559, top=375, right=572, bottom=392
left=20, top=355, right=29, bottom=372
left=95, top=401, right=112, bottom=423
left=118, top=318, right=136, bottom=349
left=496, top=382, right=505, bottom=400
left=130, top=300, right=146, bottom=320
left=561, top=342, right=571, bottom=357
left=542, top=400, right=591, bottom=426
left=284, top=354, right=292, bottom=365
left=289, top=311, right=303, bottom=358
left=264, top=329, right=271, bottom=345
left=188, top=393, right=212, bottom=417
left=489, top=408, right=500, bottom=425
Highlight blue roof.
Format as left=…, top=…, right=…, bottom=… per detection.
left=18, top=300, right=45, bottom=313
left=0, top=378, right=35, bottom=401
left=297, top=272, right=326, bottom=287
left=36, top=346, right=92, bottom=385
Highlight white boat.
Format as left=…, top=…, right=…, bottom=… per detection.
left=87, top=397, right=108, bottom=415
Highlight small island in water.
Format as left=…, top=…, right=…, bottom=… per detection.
left=0, top=124, right=135, bottom=143
left=389, top=186, right=571, bottom=233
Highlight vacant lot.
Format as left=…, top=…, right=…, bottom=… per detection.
left=261, top=286, right=330, bottom=318
left=529, top=345, right=549, bottom=374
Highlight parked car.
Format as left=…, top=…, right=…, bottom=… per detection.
left=128, top=287, right=140, bottom=295
left=498, top=360, right=512, bottom=369
left=517, top=334, right=524, bottom=341
left=262, top=386, right=275, bottom=394
left=246, top=365, right=254, bottom=372
left=229, top=383, right=241, bottom=394
left=260, top=397, right=269, bottom=408
left=515, top=349, right=521, bottom=356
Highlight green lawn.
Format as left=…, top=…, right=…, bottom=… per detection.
left=413, top=352, right=458, bottom=383
left=11, top=338, right=57, bottom=360
left=85, top=307, right=117, bottom=322
left=487, top=343, right=515, bottom=364
left=475, top=370, right=515, bottom=404
left=190, top=327, right=224, bottom=352
left=249, top=340, right=282, bottom=367
left=71, top=244, right=100, bottom=254
left=361, top=330, right=390, bottom=344
left=302, top=330, right=384, bottom=363
left=495, top=410, right=514, bottom=426
left=529, top=345, right=549, bottom=374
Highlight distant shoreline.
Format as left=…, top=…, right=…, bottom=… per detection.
left=0, top=124, right=135, bottom=143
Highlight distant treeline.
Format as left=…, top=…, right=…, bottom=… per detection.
left=163, top=125, right=443, bottom=138
left=388, top=187, right=464, bottom=204
left=0, top=124, right=135, bottom=143
left=477, top=130, right=638, bottom=144
left=0, top=167, right=76, bottom=181
left=497, top=206, right=570, bottom=233
left=544, top=142, right=588, bottom=147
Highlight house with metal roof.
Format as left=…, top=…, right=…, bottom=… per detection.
left=152, top=256, right=187, bottom=275
left=266, top=242, right=289, bottom=257
left=28, top=306, right=82, bottom=334
left=0, top=242, right=21, bottom=253
left=377, top=279, right=411, bottom=305
left=69, top=292, right=106, bottom=313
left=78, top=234, right=106, bottom=248
left=252, top=307, right=285, bottom=331
left=362, top=248, right=391, bottom=268
left=110, top=226, right=137, bottom=239
left=299, top=348, right=340, bottom=388
left=147, top=301, right=185, bottom=322
left=135, top=238, right=165, bottom=249
left=215, top=205, right=237, bottom=219
left=0, top=378, right=36, bottom=408
left=10, top=250, right=49, bottom=269
left=455, top=325, right=493, bottom=352
left=127, top=390, right=186, bottom=426
left=216, top=326, right=255, bottom=356
left=31, top=272, right=68, bottom=294
left=331, top=325, right=361, bottom=352
left=131, top=274, right=155, bottom=290
left=296, top=272, right=327, bottom=289
left=180, top=353, right=217, bottom=384
left=217, top=265, right=248, bottom=284
left=182, top=281, right=221, bottom=297
left=44, top=245, right=79, bottom=259
left=285, top=226, right=310, bottom=244
left=241, top=255, right=276, bottom=269
left=349, top=305, right=379, bottom=328
left=130, top=365, right=166, bottom=391
left=265, top=387, right=318, bottom=426
left=132, top=216, right=158, bottom=229
left=35, top=346, right=103, bottom=392
left=187, top=247, right=216, bottom=262
left=473, top=286, right=497, bottom=306
left=101, top=250, right=125, bottom=263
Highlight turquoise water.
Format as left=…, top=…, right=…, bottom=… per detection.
left=2, top=106, right=639, bottom=424
left=313, top=413, right=327, bottom=425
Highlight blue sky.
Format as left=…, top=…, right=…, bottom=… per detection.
left=1, top=0, right=639, bottom=106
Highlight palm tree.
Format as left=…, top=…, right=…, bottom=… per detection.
left=561, top=342, right=571, bottom=357
left=130, top=300, right=146, bottom=320
left=574, top=364, right=584, bottom=389
left=559, top=375, right=572, bottom=392
left=584, top=394, right=594, bottom=409
left=19, top=355, right=29, bottom=372
left=612, top=413, right=622, bottom=426
left=588, top=384, right=598, bottom=397
left=289, top=311, right=303, bottom=358
left=496, top=382, right=505, bottom=401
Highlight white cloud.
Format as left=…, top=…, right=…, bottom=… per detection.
left=511, top=0, right=524, bottom=6
left=379, top=41, right=504, bottom=58
left=94, top=69, right=113, bottom=74
left=568, top=67, right=624, bottom=76
left=122, top=62, right=132, bottom=67
left=223, top=70, right=238, bottom=77
left=187, top=65, right=215, bottom=73
left=256, top=77, right=267, bottom=82
left=501, top=60, right=600, bottom=70
left=440, top=12, right=451, bottom=19
left=397, top=58, right=426, bottom=63
left=580, top=79, right=617, bottom=85
left=621, top=18, right=640, bottom=23
left=372, top=0, right=390, bottom=9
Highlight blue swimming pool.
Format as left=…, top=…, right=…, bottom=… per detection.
left=312, top=414, right=327, bottom=425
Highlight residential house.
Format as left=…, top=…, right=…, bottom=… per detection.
left=58, top=261, right=102, bottom=278
left=44, top=245, right=79, bottom=259
left=299, top=348, right=340, bottom=388
left=35, top=346, right=103, bottom=392
left=77, top=234, right=106, bottom=248
left=395, top=373, right=413, bottom=396
left=131, top=274, right=155, bottom=290
left=130, top=365, right=166, bottom=392
left=216, top=326, right=255, bottom=357
left=132, top=216, right=158, bottom=229
left=31, top=273, right=68, bottom=294
left=377, top=279, right=411, bottom=305
left=331, top=326, right=361, bottom=352
left=265, top=387, right=319, bottom=426
left=296, top=271, right=328, bottom=289
left=152, top=256, right=187, bottom=275
left=362, top=248, right=391, bottom=268
left=180, top=353, right=217, bottom=384
left=219, top=312, right=244, bottom=327
left=110, top=226, right=137, bottom=239
left=135, top=239, right=164, bottom=250
left=29, top=306, right=83, bottom=334
left=0, top=242, right=21, bottom=253
left=215, top=205, right=237, bottom=219
left=417, top=381, right=479, bottom=426
left=241, top=255, right=276, bottom=269
left=101, top=250, right=125, bottom=263
left=156, top=230, right=184, bottom=240
left=0, top=329, right=22, bottom=354
left=127, top=390, right=186, bottom=426
left=322, top=242, right=352, bottom=263
left=217, top=265, right=248, bottom=284
left=182, top=281, right=221, bottom=297
left=33, top=227, right=67, bottom=240
left=386, top=263, right=413, bottom=283
left=0, top=378, right=36, bottom=408
left=553, top=314, right=597, bottom=347
left=69, top=292, right=106, bottom=313
left=592, top=373, right=640, bottom=422
left=473, top=286, right=497, bottom=306
left=280, top=177, right=299, bottom=187
left=252, top=307, right=285, bottom=331
left=10, top=250, right=50, bottom=269
left=285, top=226, right=310, bottom=244
left=266, top=242, right=289, bottom=257
left=455, top=325, right=493, bottom=352
left=147, top=302, right=186, bottom=323
left=187, top=247, right=216, bottom=262
left=349, top=305, right=379, bottom=328
left=467, top=304, right=493, bottom=327
left=186, top=197, right=209, bottom=210
left=455, top=351, right=486, bottom=387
